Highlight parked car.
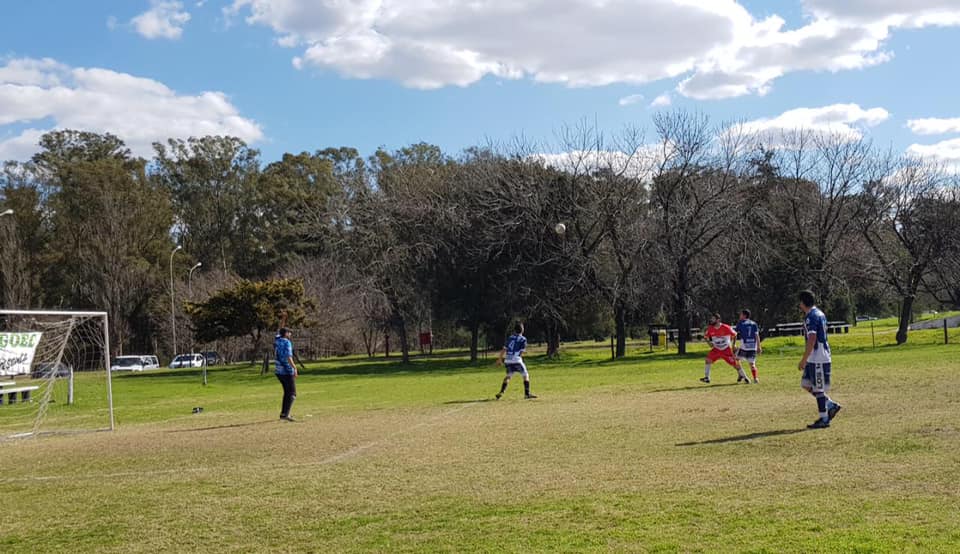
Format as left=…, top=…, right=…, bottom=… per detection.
left=140, top=355, right=160, bottom=369
left=31, top=361, right=73, bottom=379
left=169, top=353, right=205, bottom=368
left=201, top=351, right=221, bottom=366
left=111, top=355, right=151, bottom=372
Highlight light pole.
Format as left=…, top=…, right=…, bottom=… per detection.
left=188, top=262, right=202, bottom=297
left=188, top=261, right=203, bottom=382
left=169, top=245, right=182, bottom=358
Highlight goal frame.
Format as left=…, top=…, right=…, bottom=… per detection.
left=0, top=309, right=115, bottom=433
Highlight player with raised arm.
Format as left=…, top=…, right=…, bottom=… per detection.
left=735, top=309, right=762, bottom=383
left=798, top=290, right=842, bottom=429
left=700, top=313, right=751, bottom=384
left=495, top=322, right=537, bottom=400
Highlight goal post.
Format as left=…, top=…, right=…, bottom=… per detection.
left=0, top=310, right=114, bottom=439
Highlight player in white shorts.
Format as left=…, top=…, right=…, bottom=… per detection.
left=798, top=290, right=842, bottom=429
left=495, top=322, right=537, bottom=400
left=735, top=309, right=762, bottom=383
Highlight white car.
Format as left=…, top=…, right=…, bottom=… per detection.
left=169, top=353, right=205, bottom=368
left=140, top=355, right=160, bottom=369
left=111, top=355, right=150, bottom=372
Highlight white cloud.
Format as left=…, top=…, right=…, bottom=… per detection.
left=908, top=138, right=960, bottom=169
left=131, top=0, right=191, bottom=40
left=532, top=141, right=672, bottom=182
left=0, top=58, right=263, bottom=161
left=737, top=103, right=890, bottom=145
left=677, top=16, right=895, bottom=99
left=0, top=129, right=47, bottom=162
left=618, top=94, right=644, bottom=107
left=907, top=117, right=960, bottom=136
left=802, top=0, right=960, bottom=28
left=534, top=149, right=653, bottom=181
left=228, top=0, right=756, bottom=89
left=226, top=1, right=960, bottom=99
left=650, top=93, right=672, bottom=108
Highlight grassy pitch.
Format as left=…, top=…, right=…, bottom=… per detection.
left=1, top=318, right=959, bottom=552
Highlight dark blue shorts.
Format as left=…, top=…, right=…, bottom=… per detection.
left=802, top=362, right=831, bottom=392
left=505, top=362, right=529, bottom=378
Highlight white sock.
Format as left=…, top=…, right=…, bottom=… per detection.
left=704, top=363, right=712, bottom=379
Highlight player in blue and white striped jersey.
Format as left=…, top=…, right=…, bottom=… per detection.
left=495, top=322, right=537, bottom=400
left=798, top=290, right=842, bottom=429
left=735, top=309, right=762, bottom=383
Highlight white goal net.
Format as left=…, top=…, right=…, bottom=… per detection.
left=0, top=310, right=114, bottom=440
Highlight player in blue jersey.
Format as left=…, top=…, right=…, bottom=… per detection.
left=734, top=309, right=762, bottom=383
left=274, top=327, right=298, bottom=421
left=798, top=290, right=842, bottom=429
left=495, top=322, right=537, bottom=400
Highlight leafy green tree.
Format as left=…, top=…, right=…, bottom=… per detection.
left=0, top=161, right=48, bottom=308
left=184, top=278, right=312, bottom=359
left=256, top=150, right=343, bottom=267
left=152, top=136, right=262, bottom=276
left=27, top=130, right=173, bottom=354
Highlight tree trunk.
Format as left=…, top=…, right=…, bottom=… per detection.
left=469, top=320, right=480, bottom=362
left=546, top=320, right=561, bottom=358
left=896, top=295, right=915, bottom=345
left=398, top=317, right=410, bottom=364
left=615, top=303, right=627, bottom=358
left=674, top=258, right=689, bottom=355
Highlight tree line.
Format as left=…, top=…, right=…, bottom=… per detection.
left=1, top=111, right=959, bottom=363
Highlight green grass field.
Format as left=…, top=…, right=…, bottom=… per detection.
left=2, top=316, right=960, bottom=552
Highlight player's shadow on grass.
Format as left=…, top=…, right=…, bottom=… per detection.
left=166, top=420, right=277, bottom=433
left=676, top=428, right=806, bottom=446
left=652, top=383, right=742, bottom=393
left=443, top=398, right=495, bottom=404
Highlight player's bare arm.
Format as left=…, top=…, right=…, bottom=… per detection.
left=798, top=333, right=816, bottom=370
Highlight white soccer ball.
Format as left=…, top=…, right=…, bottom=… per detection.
left=554, top=222, right=566, bottom=235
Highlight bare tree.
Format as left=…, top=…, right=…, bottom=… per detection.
left=760, top=130, right=882, bottom=317
left=542, top=122, right=659, bottom=357
left=859, top=157, right=955, bottom=343
left=648, top=111, right=752, bottom=354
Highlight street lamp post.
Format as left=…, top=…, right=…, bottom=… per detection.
left=169, top=245, right=182, bottom=358
left=187, top=261, right=203, bottom=384
left=188, top=262, right=202, bottom=297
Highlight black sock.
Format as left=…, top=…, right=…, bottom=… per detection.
left=499, top=381, right=508, bottom=394
left=524, top=381, right=531, bottom=395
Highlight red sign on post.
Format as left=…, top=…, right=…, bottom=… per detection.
left=418, top=332, right=433, bottom=347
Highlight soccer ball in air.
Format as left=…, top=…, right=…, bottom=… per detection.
left=554, top=222, right=566, bottom=235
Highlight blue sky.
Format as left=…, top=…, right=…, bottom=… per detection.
left=2, top=1, right=960, bottom=167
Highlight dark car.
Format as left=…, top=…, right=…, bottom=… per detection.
left=201, top=351, right=222, bottom=366
left=31, top=362, right=73, bottom=379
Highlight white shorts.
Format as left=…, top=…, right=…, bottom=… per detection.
left=505, top=361, right=529, bottom=379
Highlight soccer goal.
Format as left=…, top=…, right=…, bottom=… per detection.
left=0, top=310, right=114, bottom=440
